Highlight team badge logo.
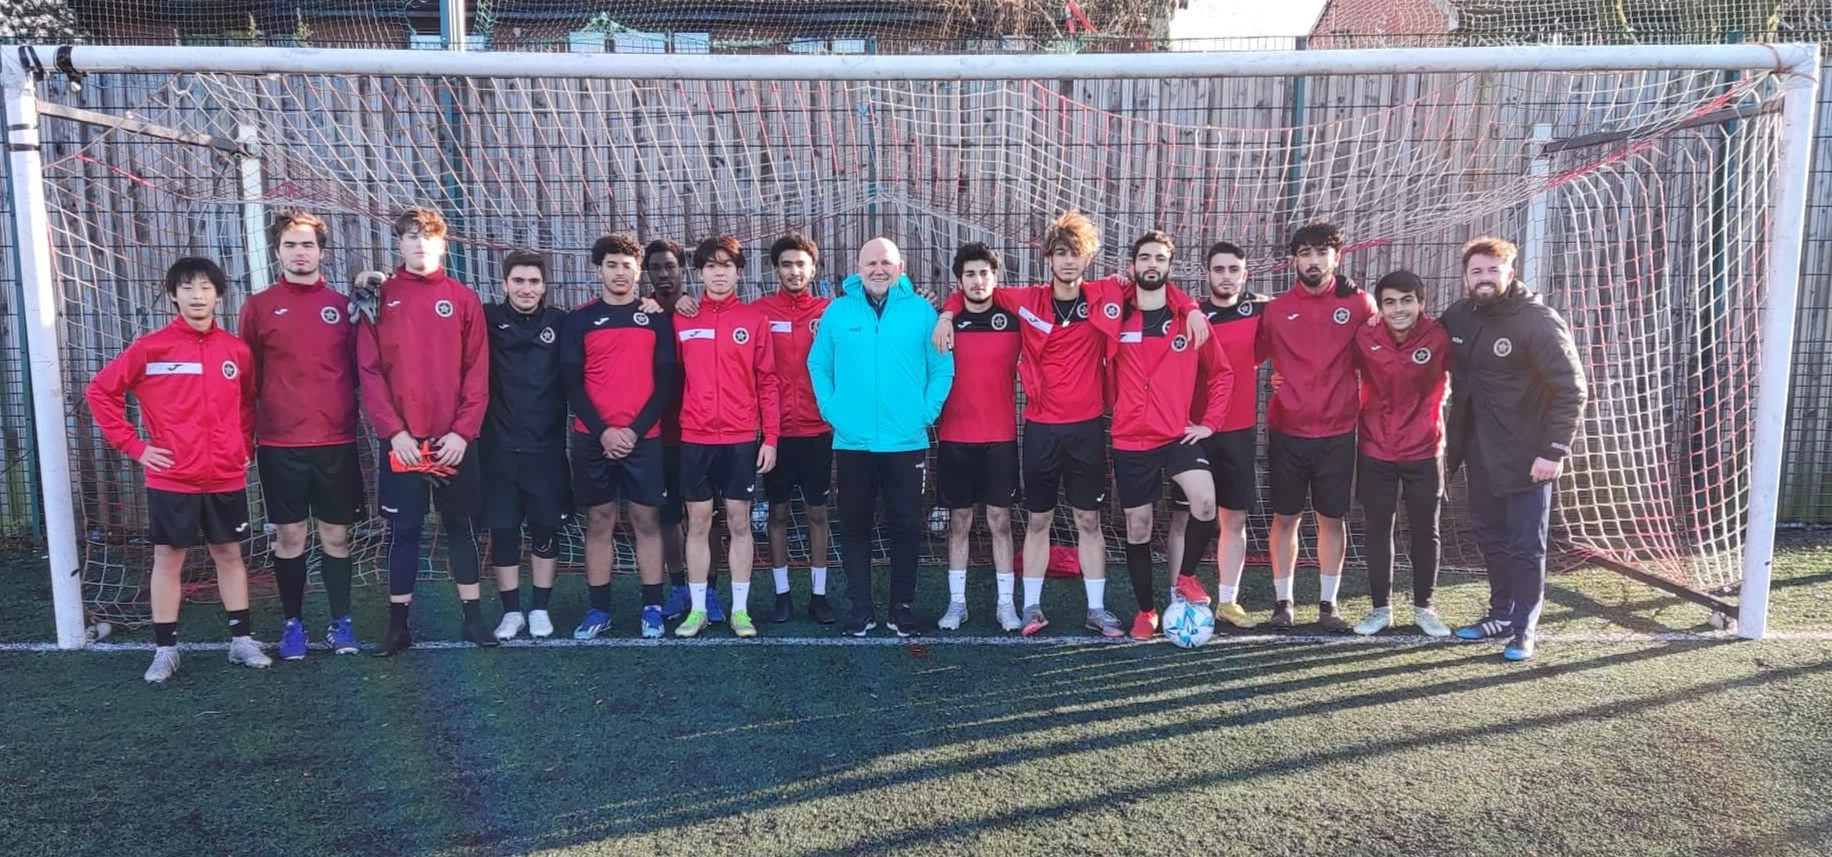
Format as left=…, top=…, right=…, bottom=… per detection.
left=1102, top=302, right=1120, bottom=320
left=1076, top=302, right=1089, bottom=320
left=733, top=327, right=751, bottom=345
left=809, top=318, right=820, bottom=335
left=540, top=327, right=556, bottom=344
left=1493, top=337, right=1513, bottom=358
left=633, top=312, right=650, bottom=326
left=990, top=313, right=1008, bottom=331
left=1332, top=307, right=1351, bottom=325
left=320, top=306, right=341, bottom=324
left=221, top=360, right=239, bottom=379
left=1238, top=302, right=1255, bottom=317
left=1172, top=335, right=1188, bottom=352
left=434, top=299, right=454, bottom=318
left=1411, top=347, right=1431, bottom=364
left=1160, top=319, right=1173, bottom=335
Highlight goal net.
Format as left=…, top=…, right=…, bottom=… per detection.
left=8, top=46, right=1803, bottom=629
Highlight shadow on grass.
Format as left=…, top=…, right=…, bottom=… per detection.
left=438, top=639, right=1709, bottom=855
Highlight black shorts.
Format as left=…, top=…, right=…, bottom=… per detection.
left=376, top=440, right=483, bottom=522
left=571, top=432, right=666, bottom=509
left=256, top=443, right=366, bottom=526
left=661, top=443, right=685, bottom=525
left=763, top=433, right=833, bottom=506
left=481, top=445, right=572, bottom=529
left=680, top=441, right=759, bottom=504
left=1022, top=418, right=1107, bottom=513
left=1112, top=442, right=1210, bottom=509
left=1267, top=430, right=1356, bottom=519
left=937, top=440, right=1020, bottom=510
left=1171, top=428, right=1258, bottom=513
left=147, top=488, right=251, bottom=548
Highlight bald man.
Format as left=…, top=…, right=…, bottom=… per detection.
left=808, top=239, right=955, bottom=636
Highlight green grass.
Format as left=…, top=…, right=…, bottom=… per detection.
left=3, top=539, right=1832, bottom=857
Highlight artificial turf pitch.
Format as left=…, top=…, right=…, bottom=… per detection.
left=3, top=542, right=1831, bottom=857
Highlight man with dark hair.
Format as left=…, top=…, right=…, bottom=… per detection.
left=358, top=206, right=494, bottom=654
left=240, top=211, right=364, bottom=659
left=674, top=236, right=780, bottom=638
left=810, top=238, right=953, bottom=637
left=88, top=257, right=270, bottom=681
left=564, top=233, right=678, bottom=638
left=643, top=238, right=705, bottom=621
left=1351, top=270, right=1452, bottom=638
left=1108, top=232, right=1234, bottom=640
left=481, top=249, right=571, bottom=641
left=1255, top=222, right=1375, bottom=632
left=936, top=242, right=1023, bottom=632
left=754, top=233, right=836, bottom=624
left=1167, top=239, right=1266, bottom=629
left=1444, top=236, right=1587, bottom=661
left=933, top=211, right=1208, bottom=638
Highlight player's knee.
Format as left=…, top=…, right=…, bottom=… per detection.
left=1188, top=494, right=1217, bottom=522
left=724, top=509, right=751, bottom=536
left=529, top=525, right=561, bottom=560
left=1123, top=515, right=1152, bottom=544
left=1024, top=510, right=1052, bottom=534
left=626, top=508, right=660, bottom=538
left=489, top=528, right=522, bottom=567
left=985, top=507, right=1011, bottom=530
left=316, top=522, right=350, bottom=554
left=804, top=503, right=829, bottom=525
left=1072, top=509, right=1101, bottom=536
left=949, top=508, right=974, bottom=532
left=768, top=502, right=791, bottom=525
left=1270, top=513, right=1298, bottom=532
left=273, top=521, right=308, bottom=554
left=207, top=542, right=246, bottom=571
left=587, top=503, right=618, bottom=527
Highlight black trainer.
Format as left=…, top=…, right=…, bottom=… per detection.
left=1266, top=600, right=1295, bottom=630
left=461, top=617, right=500, bottom=647
left=808, top=594, right=837, bottom=625
left=888, top=603, right=923, bottom=638
left=1316, top=601, right=1351, bottom=633
left=843, top=612, right=876, bottom=637
left=771, top=592, right=794, bottom=624
left=374, top=621, right=413, bottom=657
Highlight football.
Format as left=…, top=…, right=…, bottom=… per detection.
left=1161, top=599, right=1216, bottom=648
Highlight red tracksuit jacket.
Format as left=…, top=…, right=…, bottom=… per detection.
left=1255, top=277, right=1376, bottom=438
left=936, top=303, right=1022, bottom=444
left=356, top=267, right=490, bottom=442
left=675, top=294, right=782, bottom=446
left=942, top=278, right=1197, bottom=425
left=754, top=289, right=831, bottom=439
left=1191, top=293, right=1269, bottom=433
left=1108, top=302, right=1233, bottom=451
left=238, top=278, right=359, bottom=448
left=1355, top=316, right=1452, bottom=462
left=85, top=319, right=256, bottom=494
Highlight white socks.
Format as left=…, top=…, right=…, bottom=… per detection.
left=1218, top=583, right=1239, bottom=604
left=1022, top=576, right=1044, bottom=608
left=1273, top=574, right=1294, bottom=601
left=731, top=581, right=750, bottom=613
left=995, top=571, right=1015, bottom=604
left=772, top=567, right=790, bottom=595
left=689, top=582, right=708, bottom=613
left=1319, top=574, right=1342, bottom=604
left=811, top=567, right=827, bottom=595
left=947, top=569, right=967, bottom=603
left=1084, top=578, right=1106, bottom=610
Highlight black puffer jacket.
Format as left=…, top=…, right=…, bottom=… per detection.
left=1441, top=282, right=1587, bottom=496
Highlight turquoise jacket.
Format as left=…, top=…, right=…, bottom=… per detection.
left=808, top=274, right=954, bottom=453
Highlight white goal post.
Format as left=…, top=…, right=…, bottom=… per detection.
left=2, top=42, right=1819, bottom=647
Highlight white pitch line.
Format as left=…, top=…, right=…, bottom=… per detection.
left=6, top=630, right=1832, bottom=653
